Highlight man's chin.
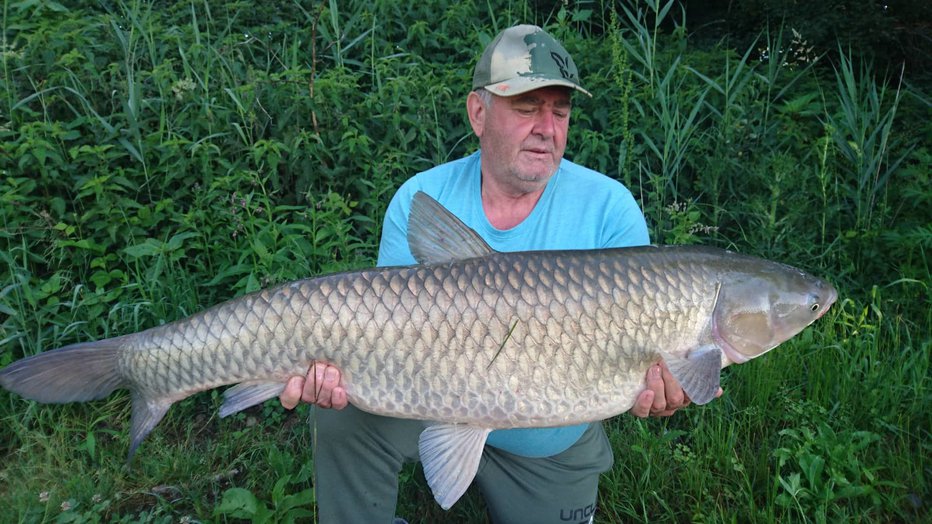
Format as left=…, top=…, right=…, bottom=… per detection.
left=514, top=159, right=559, bottom=177
left=515, top=168, right=556, bottom=184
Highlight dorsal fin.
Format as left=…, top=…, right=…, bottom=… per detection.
left=407, top=191, right=495, bottom=264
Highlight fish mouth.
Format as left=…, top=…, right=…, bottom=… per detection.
left=817, top=285, right=838, bottom=319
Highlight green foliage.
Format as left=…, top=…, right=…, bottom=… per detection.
left=0, top=0, right=928, bottom=522
left=773, top=423, right=885, bottom=522
left=213, top=475, right=314, bottom=523
left=717, top=0, right=932, bottom=75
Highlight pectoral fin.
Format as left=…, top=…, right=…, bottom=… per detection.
left=418, top=424, right=492, bottom=510
left=663, top=345, right=722, bottom=405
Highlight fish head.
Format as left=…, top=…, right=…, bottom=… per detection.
left=713, top=263, right=837, bottom=364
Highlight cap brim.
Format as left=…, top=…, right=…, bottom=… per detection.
left=483, top=77, right=592, bottom=98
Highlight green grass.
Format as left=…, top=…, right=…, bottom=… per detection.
left=1, top=1, right=929, bottom=522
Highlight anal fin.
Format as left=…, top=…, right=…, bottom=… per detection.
left=128, top=393, right=172, bottom=462
left=219, top=381, right=287, bottom=417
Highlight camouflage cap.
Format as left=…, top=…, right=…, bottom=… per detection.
left=472, top=24, right=591, bottom=97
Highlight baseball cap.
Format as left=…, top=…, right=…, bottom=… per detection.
left=472, top=24, right=591, bottom=97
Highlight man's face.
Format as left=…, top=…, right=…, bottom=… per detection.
left=470, top=86, right=572, bottom=195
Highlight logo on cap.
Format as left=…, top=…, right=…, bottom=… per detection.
left=550, top=52, right=575, bottom=81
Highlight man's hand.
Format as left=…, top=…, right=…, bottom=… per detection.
left=630, top=362, right=722, bottom=417
left=279, top=362, right=348, bottom=410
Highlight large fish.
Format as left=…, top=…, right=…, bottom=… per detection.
left=0, top=191, right=836, bottom=509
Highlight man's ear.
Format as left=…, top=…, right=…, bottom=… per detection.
left=466, top=91, right=486, bottom=137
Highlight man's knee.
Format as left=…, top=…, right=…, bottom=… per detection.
left=310, top=405, right=422, bottom=461
left=476, top=424, right=612, bottom=523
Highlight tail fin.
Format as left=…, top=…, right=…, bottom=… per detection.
left=0, top=339, right=126, bottom=402
left=1, top=337, right=177, bottom=461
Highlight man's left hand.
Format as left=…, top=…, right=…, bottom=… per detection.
left=630, top=362, right=722, bottom=417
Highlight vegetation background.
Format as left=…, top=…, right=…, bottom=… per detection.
left=0, top=0, right=928, bottom=522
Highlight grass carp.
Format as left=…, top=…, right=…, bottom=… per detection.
left=0, top=191, right=836, bottom=509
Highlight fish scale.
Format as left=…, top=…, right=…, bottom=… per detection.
left=0, top=191, right=836, bottom=511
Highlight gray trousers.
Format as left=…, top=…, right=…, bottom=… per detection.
left=310, top=404, right=614, bottom=523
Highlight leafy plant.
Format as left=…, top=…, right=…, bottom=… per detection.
left=773, top=423, right=888, bottom=523
left=214, top=475, right=314, bottom=524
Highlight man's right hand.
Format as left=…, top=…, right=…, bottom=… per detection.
left=279, top=362, right=348, bottom=410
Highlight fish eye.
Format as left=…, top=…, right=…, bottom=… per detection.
left=810, top=303, right=820, bottom=312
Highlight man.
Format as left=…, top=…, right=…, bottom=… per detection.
left=281, top=25, right=707, bottom=523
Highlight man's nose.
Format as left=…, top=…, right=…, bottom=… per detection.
left=532, top=111, right=556, bottom=138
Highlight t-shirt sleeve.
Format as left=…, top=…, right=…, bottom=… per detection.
left=376, top=188, right=417, bottom=267
left=601, top=188, right=650, bottom=248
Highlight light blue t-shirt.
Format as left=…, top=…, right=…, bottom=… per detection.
left=377, top=150, right=650, bottom=457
